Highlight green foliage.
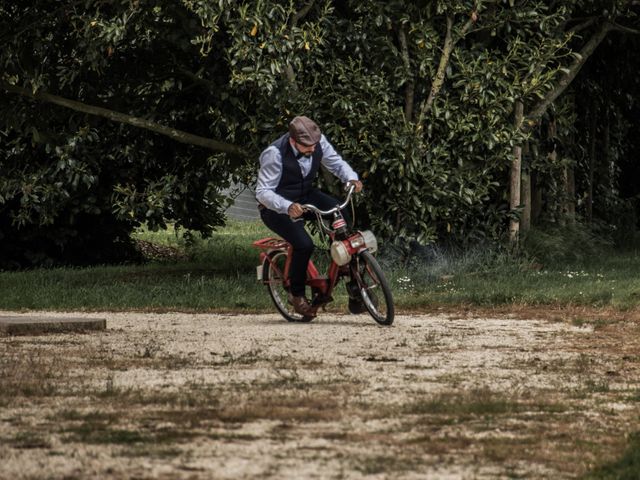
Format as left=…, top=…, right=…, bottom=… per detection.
left=1, top=1, right=639, bottom=267
left=0, top=1, right=235, bottom=267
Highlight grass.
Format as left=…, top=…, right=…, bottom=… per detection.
left=401, top=388, right=524, bottom=417
left=0, top=221, right=273, bottom=311
left=390, top=247, right=640, bottom=311
left=585, top=432, right=640, bottom=479
left=0, top=220, right=639, bottom=312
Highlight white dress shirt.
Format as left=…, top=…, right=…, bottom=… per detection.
left=256, top=134, right=358, bottom=214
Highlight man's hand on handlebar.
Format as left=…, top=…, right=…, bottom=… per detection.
left=289, top=181, right=362, bottom=219
left=347, top=180, right=363, bottom=193
left=288, top=203, right=304, bottom=218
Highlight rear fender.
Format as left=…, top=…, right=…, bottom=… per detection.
left=258, top=249, right=286, bottom=284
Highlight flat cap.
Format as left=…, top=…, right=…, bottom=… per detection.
left=289, top=116, right=321, bottom=146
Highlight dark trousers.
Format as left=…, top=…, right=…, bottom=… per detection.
left=260, top=189, right=341, bottom=297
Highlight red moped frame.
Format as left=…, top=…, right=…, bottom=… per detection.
left=252, top=237, right=345, bottom=297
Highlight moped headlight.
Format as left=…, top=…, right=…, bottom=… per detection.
left=330, top=240, right=351, bottom=266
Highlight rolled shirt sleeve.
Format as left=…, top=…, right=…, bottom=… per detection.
left=255, top=146, right=293, bottom=215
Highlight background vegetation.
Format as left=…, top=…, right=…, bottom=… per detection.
left=1, top=1, right=639, bottom=268
left=0, top=220, right=638, bottom=313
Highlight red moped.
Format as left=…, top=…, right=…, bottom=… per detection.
left=253, top=185, right=394, bottom=325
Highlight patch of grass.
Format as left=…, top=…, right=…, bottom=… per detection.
left=9, top=431, right=52, bottom=449
left=420, top=331, right=442, bottom=348
left=63, top=416, right=198, bottom=446
left=128, top=388, right=343, bottom=425
left=94, top=382, right=220, bottom=409
left=353, top=454, right=423, bottom=475
left=391, top=240, right=640, bottom=310
left=50, top=381, right=345, bottom=447
left=0, top=220, right=638, bottom=311
left=50, top=409, right=120, bottom=423
left=584, top=379, right=610, bottom=393
left=211, top=348, right=264, bottom=366
left=66, top=425, right=148, bottom=445
left=585, top=432, right=640, bottom=479
left=403, top=389, right=520, bottom=417
left=217, top=390, right=343, bottom=423
left=480, top=436, right=539, bottom=464
left=0, top=220, right=273, bottom=311
left=627, top=389, right=640, bottom=402
left=0, top=351, right=69, bottom=403
left=118, top=445, right=185, bottom=459
left=401, top=389, right=567, bottom=420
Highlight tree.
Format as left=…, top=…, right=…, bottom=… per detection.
left=0, top=1, right=247, bottom=267
left=1, top=0, right=639, bottom=268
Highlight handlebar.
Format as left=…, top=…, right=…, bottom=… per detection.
left=301, top=183, right=356, bottom=216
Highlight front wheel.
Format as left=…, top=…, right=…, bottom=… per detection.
left=350, top=250, right=394, bottom=325
left=263, top=250, right=313, bottom=323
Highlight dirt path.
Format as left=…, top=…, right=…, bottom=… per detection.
left=1, top=310, right=639, bottom=479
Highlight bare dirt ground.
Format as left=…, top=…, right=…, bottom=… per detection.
left=1, top=309, right=639, bottom=479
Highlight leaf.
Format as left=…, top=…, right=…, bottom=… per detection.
left=250, top=24, right=258, bottom=36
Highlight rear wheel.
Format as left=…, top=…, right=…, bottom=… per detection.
left=350, top=250, right=394, bottom=325
left=263, top=250, right=313, bottom=323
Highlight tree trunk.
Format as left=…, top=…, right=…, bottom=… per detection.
left=532, top=172, right=543, bottom=224
left=566, top=166, right=576, bottom=222
left=509, top=101, right=524, bottom=243
left=521, top=142, right=531, bottom=232
left=587, top=101, right=597, bottom=222
left=545, top=118, right=565, bottom=225
left=530, top=143, right=543, bottom=224
left=564, top=128, right=576, bottom=223
left=603, top=107, right=611, bottom=192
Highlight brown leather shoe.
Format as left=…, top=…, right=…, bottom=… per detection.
left=289, top=295, right=317, bottom=317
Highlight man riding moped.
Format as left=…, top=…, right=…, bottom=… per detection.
left=256, top=116, right=363, bottom=317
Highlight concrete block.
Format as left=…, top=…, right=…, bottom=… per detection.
left=0, top=316, right=106, bottom=335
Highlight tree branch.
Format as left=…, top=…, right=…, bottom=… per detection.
left=567, top=17, right=598, bottom=35
left=525, top=20, right=613, bottom=126
left=291, top=0, right=315, bottom=28
left=284, top=0, right=316, bottom=90
left=397, top=24, right=415, bottom=122
left=609, top=22, right=640, bottom=35
left=417, top=15, right=454, bottom=127
left=1, top=82, right=247, bottom=160
left=416, top=11, right=477, bottom=129
left=283, top=65, right=298, bottom=90
left=177, top=67, right=218, bottom=90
